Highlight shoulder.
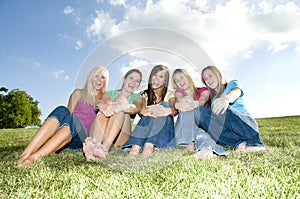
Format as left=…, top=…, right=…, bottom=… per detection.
left=72, top=89, right=82, bottom=98
left=226, top=80, right=244, bottom=95
left=227, top=80, right=240, bottom=88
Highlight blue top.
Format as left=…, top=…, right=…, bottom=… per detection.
left=213, top=80, right=251, bottom=117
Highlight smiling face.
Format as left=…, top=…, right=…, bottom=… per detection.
left=202, top=69, right=219, bottom=91
left=151, top=70, right=166, bottom=89
left=123, top=71, right=141, bottom=93
left=173, top=72, right=190, bottom=91
left=93, top=70, right=107, bottom=91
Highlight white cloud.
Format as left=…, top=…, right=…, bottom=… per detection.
left=108, top=0, right=126, bottom=7
left=63, top=6, right=74, bottom=15
left=85, top=0, right=300, bottom=68
left=75, top=40, right=83, bottom=50
left=52, top=70, right=70, bottom=80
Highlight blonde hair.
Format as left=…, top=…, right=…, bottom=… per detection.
left=172, top=68, right=197, bottom=98
left=82, top=66, right=109, bottom=104
left=201, top=66, right=227, bottom=98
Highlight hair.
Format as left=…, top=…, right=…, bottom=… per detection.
left=201, top=65, right=227, bottom=99
left=82, top=66, right=109, bottom=104
left=120, top=68, right=142, bottom=90
left=172, top=68, right=197, bottom=98
left=141, top=65, right=169, bottom=105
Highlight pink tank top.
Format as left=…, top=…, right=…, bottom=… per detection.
left=72, top=99, right=96, bottom=133
left=175, top=87, right=208, bottom=100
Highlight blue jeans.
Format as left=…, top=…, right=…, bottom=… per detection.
left=47, top=106, right=87, bottom=150
left=194, top=106, right=265, bottom=149
left=175, top=110, right=198, bottom=145
left=194, top=128, right=230, bottom=155
left=122, top=102, right=176, bottom=151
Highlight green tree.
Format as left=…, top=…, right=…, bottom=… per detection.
left=0, top=88, right=41, bottom=128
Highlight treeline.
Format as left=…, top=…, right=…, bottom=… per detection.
left=0, top=87, right=41, bottom=128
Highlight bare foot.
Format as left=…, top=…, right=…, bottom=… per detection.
left=19, top=153, right=41, bottom=166
left=243, top=146, right=266, bottom=153
left=83, top=137, right=107, bottom=161
left=235, top=142, right=247, bottom=153
left=142, top=143, right=154, bottom=156
left=186, top=142, right=195, bottom=152
left=129, top=145, right=141, bottom=155
left=193, top=148, right=216, bottom=158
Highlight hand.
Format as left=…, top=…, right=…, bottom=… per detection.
left=176, top=98, right=194, bottom=112
left=149, top=105, right=172, bottom=117
left=97, top=101, right=114, bottom=117
left=212, top=96, right=229, bottom=115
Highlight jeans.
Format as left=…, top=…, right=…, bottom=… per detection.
left=122, top=102, right=176, bottom=151
left=47, top=106, right=87, bottom=150
left=194, top=106, right=265, bottom=149
left=175, top=110, right=198, bottom=145
left=194, top=128, right=230, bottom=155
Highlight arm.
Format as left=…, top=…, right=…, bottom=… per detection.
left=213, top=87, right=242, bottom=115
left=193, top=89, right=210, bottom=107
left=67, top=89, right=81, bottom=114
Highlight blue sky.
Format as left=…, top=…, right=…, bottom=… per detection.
left=1, top=0, right=300, bottom=122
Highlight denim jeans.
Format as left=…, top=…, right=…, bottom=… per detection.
left=122, top=102, right=176, bottom=151
left=47, top=105, right=87, bottom=149
left=175, top=110, right=198, bottom=146
left=194, top=128, right=230, bottom=155
left=194, top=106, right=265, bottom=149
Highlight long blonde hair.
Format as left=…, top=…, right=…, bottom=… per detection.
left=82, top=66, right=109, bottom=104
left=172, top=68, right=197, bottom=98
left=201, top=66, right=227, bottom=99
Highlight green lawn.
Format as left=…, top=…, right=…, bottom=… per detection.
left=0, top=116, right=299, bottom=198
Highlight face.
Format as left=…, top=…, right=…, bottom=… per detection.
left=173, top=73, right=190, bottom=90
left=93, top=70, right=106, bottom=90
left=123, top=72, right=141, bottom=93
left=202, top=69, right=219, bottom=90
left=151, top=70, right=166, bottom=89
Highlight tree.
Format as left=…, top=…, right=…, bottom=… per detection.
left=0, top=88, right=41, bottom=128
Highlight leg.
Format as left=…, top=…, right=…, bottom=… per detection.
left=17, top=117, right=59, bottom=165
left=102, top=112, right=125, bottom=149
left=20, top=125, right=71, bottom=166
left=114, top=114, right=131, bottom=146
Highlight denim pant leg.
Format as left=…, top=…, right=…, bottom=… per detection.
left=175, top=111, right=197, bottom=145
left=122, top=102, right=176, bottom=150
left=145, top=101, right=175, bottom=149
left=194, top=106, right=264, bottom=149
left=145, top=114, right=176, bottom=149
left=66, top=115, right=88, bottom=149
left=47, top=105, right=72, bottom=129
left=221, top=107, right=265, bottom=148
left=121, top=116, right=154, bottom=150
left=194, top=128, right=230, bottom=155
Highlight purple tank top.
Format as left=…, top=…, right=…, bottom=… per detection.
left=72, top=99, right=96, bottom=134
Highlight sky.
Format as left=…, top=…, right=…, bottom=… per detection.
left=1, top=0, right=300, bottom=122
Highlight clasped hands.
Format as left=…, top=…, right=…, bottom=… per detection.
left=175, top=98, right=195, bottom=112
left=95, top=96, right=129, bottom=117
left=144, top=104, right=172, bottom=118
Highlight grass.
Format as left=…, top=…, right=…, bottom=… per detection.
left=0, top=116, right=299, bottom=198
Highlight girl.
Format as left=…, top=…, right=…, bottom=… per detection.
left=17, top=66, right=109, bottom=166
left=83, top=69, right=144, bottom=161
left=122, top=65, right=177, bottom=155
left=173, top=69, right=230, bottom=158
left=194, top=66, right=265, bottom=154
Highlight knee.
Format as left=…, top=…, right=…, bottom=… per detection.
left=160, top=101, right=171, bottom=108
